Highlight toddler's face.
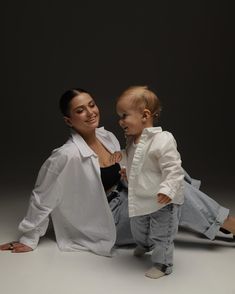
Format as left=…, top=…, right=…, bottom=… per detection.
left=116, top=97, right=145, bottom=142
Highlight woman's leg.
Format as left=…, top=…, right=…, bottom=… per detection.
left=109, top=180, right=234, bottom=245
left=179, top=181, right=230, bottom=240
left=109, top=189, right=134, bottom=246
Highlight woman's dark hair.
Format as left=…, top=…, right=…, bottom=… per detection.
left=59, top=88, right=90, bottom=117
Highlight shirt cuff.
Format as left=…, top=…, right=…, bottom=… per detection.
left=158, top=187, right=176, bottom=199
left=19, top=230, right=41, bottom=250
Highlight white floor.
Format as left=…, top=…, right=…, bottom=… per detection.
left=0, top=186, right=235, bottom=294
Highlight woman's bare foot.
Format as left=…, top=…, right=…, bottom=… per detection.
left=222, top=215, right=235, bottom=236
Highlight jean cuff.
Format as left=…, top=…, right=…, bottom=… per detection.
left=203, top=207, right=230, bottom=240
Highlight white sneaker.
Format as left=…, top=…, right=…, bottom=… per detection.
left=145, top=267, right=165, bottom=279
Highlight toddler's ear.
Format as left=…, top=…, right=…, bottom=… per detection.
left=142, top=109, right=151, bottom=120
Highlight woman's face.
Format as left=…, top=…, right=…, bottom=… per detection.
left=64, top=93, right=100, bottom=134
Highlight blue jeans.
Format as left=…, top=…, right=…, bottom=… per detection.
left=109, top=177, right=229, bottom=246
left=178, top=181, right=229, bottom=240
left=130, top=204, right=179, bottom=274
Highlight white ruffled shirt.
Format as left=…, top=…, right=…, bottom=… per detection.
left=121, top=127, right=184, bottom=217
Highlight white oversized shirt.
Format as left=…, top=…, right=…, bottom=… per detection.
left=18, top=127, right=120, bottom=256
left=121, top=127, right=184, bottom=217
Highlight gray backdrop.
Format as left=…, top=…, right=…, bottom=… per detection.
left=1, top=1, right=234, bottom=193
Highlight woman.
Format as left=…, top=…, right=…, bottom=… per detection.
left=0, top=88, right=234, bottom=253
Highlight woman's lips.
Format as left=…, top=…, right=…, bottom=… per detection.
left=86, top=116, right=97, bottom=123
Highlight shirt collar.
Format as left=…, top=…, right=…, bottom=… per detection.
left=71, top=127, right=114, bottom=158
left=142, top=127, right=162, bottom=135
left=126, top=127, right=162, bottom=147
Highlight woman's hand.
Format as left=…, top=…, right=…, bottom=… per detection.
left=0, top=242, right=33, bottom=253
left=110, top=151, right=122, bottom=164
left=119, top=167, right=128, bottom=182
left=157, top=193, right=171, bottom=204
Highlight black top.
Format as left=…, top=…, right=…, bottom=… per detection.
left=100, top=163, right=121, bottom=192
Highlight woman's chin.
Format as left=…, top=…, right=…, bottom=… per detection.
left=87, top=120, right=99, bottom=128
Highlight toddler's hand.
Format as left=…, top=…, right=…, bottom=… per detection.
left=157, top=193, right=171, bottom=204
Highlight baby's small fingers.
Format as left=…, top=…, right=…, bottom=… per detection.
left=157, top=194, right=171, bottom=204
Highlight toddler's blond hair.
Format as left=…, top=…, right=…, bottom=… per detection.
left=117, top=86, right=161, bottom=118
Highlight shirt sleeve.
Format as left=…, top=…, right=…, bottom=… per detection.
left=157, top=133, right=184, bottom=199
left=18, top=155, right=65, bottom=249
